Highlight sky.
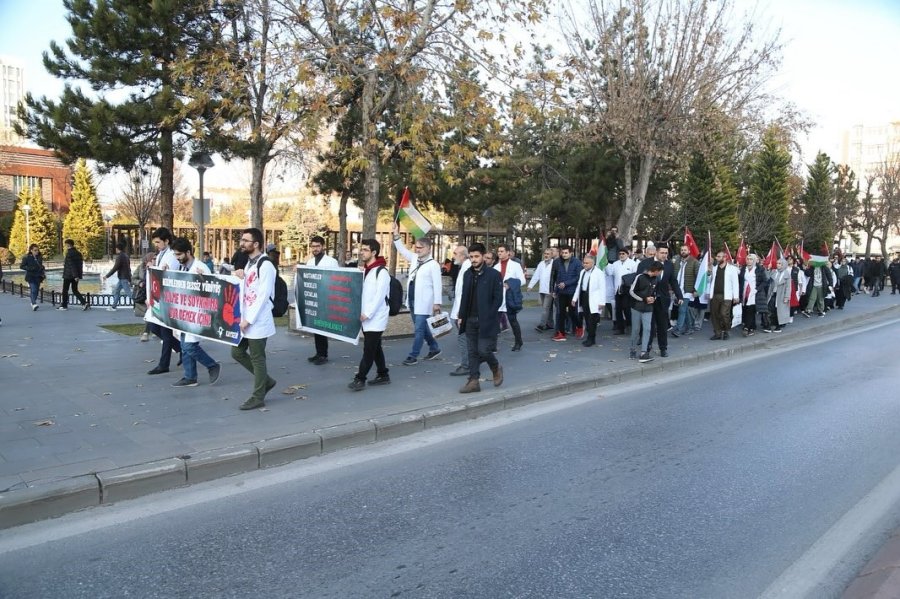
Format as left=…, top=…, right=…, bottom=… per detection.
left=2, top=0, right=899, bottom=196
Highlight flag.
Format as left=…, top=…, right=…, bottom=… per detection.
left=590, top=238, right=609, bottom=269
left=723, top=241, right=733, bottom=264
left=799, top=240, right=811, bottom=263
left=762, top=241, right=780, bottom=270
left=696, top=231, right=713, bottom=304
left=784, top=244, right=794, bottom=259
left=396, top=187, right=432, bottom=238
left=736, top=237, right=748, bottom=267
left=684, top=227, right=700, bottom=258
left=808, top=253, right=830, bottom=267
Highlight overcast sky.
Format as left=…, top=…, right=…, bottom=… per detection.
left=2, top=0, right=899, bottom=190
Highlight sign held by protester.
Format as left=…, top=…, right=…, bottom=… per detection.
left=146, top=267, right=243, bottom=345
left=294, top=265, right=363, bottom=344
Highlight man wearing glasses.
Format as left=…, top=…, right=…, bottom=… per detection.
left=231, top=228, right=278, bottom=410
left=305, top=235, right=340, bottom=365
left=393, top=222, right=443, bottom=365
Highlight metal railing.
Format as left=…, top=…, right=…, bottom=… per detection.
left=0, top=279, right=134, bottom=308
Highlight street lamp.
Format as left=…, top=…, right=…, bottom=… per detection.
left=188, top=151, right=215, bottom=259
left=22, top=204, right=31, bottom=247
left=104, top=214, right=112, bottom=257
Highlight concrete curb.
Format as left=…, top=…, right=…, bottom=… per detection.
left=842, top=530, right=900, bottom=598
left=3, top=303, right=899, bottom=529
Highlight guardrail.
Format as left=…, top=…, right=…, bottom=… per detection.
left=0, top=280, right=134, bottom=308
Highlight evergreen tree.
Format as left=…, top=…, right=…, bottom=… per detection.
left=799, top=152, right=835, bottom=250
left=8, top=188, right=58, bottom=259
left=678, top=153, right=739, bottom=251
left=15, top=0, right=225, bottom=230
left=743, top=129, right=792, bottom=252
left=63, top=159, right=105, bottom=259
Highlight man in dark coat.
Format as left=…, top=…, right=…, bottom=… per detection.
left=457, top=242, right=504, bottom=393
left=59, top=238, right=88, bottom=310
left=648, top=246, right=683, bottom=356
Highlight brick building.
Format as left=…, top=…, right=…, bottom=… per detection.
left=0, top=145, right=73, bottom=215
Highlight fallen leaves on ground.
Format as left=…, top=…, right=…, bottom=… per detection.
left=33, top=419, right=54, bottom=426
left=282, top=384, right=307, bottom=394
left=0, top=354, right=19, bottom=358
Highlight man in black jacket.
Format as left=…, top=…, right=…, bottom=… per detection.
left=648, top=247, right=683, bottom=357
left=457, top=242, right=504, bottom=393
left=59, top=239, right=89, bottom=310
left=629, top=261, right=663, bottom=363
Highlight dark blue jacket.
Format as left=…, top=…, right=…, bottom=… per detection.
left=552, top=257, right=582, bottom=295
left=459, top=264, right=503, bottom=338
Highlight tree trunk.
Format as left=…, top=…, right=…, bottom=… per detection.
left=361, top=71, right=380, bottom=239
left=865, top=233, right=873, bottom=259
left=457, top=213, right=466, bottom=243
left=159, top=128, right=174, bottom=230
left=337, top=188, right=350, bottom=265
left=617, top=154, right=655, bottom=244
left=249, top=153, right=267, bottom=231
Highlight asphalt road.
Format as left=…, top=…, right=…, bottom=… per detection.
left=3, top=320, right=900, bottom=599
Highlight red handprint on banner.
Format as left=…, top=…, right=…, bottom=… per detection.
left=222, top=284, right=241, bottom=326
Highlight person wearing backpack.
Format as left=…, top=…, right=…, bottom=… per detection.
left=392, top=223, right=443, bottom=365
left=231, top=228, right=277, bottom=411
left=348, top=239, right=391, bottom=391
left=305, top=235, right=340, bottom=365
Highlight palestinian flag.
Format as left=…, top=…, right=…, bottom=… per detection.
left=589, top=238, right=609, bottom=269
left=396, top=187, right=432, bottom=238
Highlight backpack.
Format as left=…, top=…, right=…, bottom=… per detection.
left=618, top=272, right=637, bottom=295
left=378, top=266, right=404, bottom=316
left=257, top=256, right=289, bottom=317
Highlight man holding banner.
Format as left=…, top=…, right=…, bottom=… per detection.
left=170, top=237, right=222, bottom=387
left=305, top=235, right=340, bottom=365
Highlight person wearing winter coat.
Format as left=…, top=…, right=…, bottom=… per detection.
left=20, top=244, right=45, bottom=310
left=457, top=242, right=504, bottom=394
left=59, top=239, right=88, bottom=310
left=739, top=254, right=768, bottom=335
left=495, top=243, right=526, bottom=351
left=348, top=239, right=392, bottom=391
left=768, top=258, right=791, bottom=331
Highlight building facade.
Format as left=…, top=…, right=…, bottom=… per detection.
left=0, top=56, right=25, bottom=145
left=0, top=145, right=73, bottom=214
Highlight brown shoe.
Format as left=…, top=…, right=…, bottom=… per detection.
left=491, top=364, right=503, bottom=387
left=459, top=378, right=481, bottom=393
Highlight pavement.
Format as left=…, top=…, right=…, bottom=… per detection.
left=2, top=285, right=900, bottom=596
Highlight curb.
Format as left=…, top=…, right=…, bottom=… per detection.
left=3, top=304, right=899, bottom=530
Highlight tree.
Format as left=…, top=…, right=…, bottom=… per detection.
left=869, top=147, right=900, bottom=258
left=742, top=129, right=792, bottom=251
left=832, top=163, right=860, bottom=247
left=8, top=188, right=58, bottom=258
left=62, top=159, right=105, bottom=258
left=678, top=153, right=739, bottom=251
left=114, top=168, right=160, bottom=243
left=281, top=0, right=547, bottom=238
left=797, top=152, right=835, bottom=251
left=16, top=0, right=225, bottom=230
left=565, top=0, right=782, bottom=241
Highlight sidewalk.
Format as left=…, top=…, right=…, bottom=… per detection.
left=1, top=289, right=899, bottom=531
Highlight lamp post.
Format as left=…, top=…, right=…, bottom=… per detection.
left=22, top=204, right=31, bottom=247
left=188, top=151, right=215, bottom=259
left=104, top=214, right=112, bottom=257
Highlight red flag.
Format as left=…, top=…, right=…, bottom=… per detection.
left=799, top=240, right=811, bottom=263
left=684, top=227, right=700, bottom=258
left=763, top=241, right=780, bottom=270
left=736, top=237, right=748, bottom=266
left=723, top=241, right=733, bottom=264
left=784, top=244, right=793, bottom=259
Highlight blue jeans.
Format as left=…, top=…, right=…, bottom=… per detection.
left=409, top=313, right=439, bottom=358
left=180, top=337, right=218, bottom=381
left=112, top=279, right=132, bottom=308
left=675, top=299, right=694, bottom=333
left=28, top=281, right=40, bottom=305
left=630, top=309, right=653, bottom=353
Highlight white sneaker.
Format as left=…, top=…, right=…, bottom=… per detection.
left=106, top=307, right=117, bottom=312
left=57, top=306, right=68, bottom=311
left=32, top=304, right=38, bottom=311
left=140, top=332, right=150, bottom=342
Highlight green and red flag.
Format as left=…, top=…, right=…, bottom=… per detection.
left=396, top=187, right=432, bottom=238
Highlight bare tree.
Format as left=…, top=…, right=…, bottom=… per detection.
left=564, top=0, right=783, bottom=241
left=871, top=147, right=900, bottom=258
left=115, top=168, right=161, bottom=243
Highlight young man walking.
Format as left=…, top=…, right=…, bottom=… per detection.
left=708, top=251, right=740, bottom=340
left=457, top=243, right=504, bottom=393
left=392, top=222, right=443, bottom=365
left=528, top=248, right=555, bottom=331
left=170, top=237, right=221, bottom=387
left=305, top=234, right=340, bottom=365
left=146, top=228, right=182, bottom=375
left=231, top=228, right=277, bottom=410
left=495, top=243, right=526, bottom=351
left=552, top=245, right=583, bottom=341
left=102, top=240, right=132, bottom=311
left=348, top=239, right=391, bottom=391
left=59, top=239, right=88, bottom=310
left=629, top=261, right=662, bottom=363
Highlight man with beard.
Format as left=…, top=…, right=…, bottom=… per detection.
left=305, top=235, right=340, bottom=365
left=457, top=243, right=504, bottom=393
left=708, top=250, right=739, bottom=340
left=348, top=239, right=392, bottom=391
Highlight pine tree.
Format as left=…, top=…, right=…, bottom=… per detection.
left=63, top=159, right=105, bottom=259
left=8, top=188, right=58, bottom=259
left=679, top=153, right=739, bottom=250
left=744, top=129, right=792, bottom=252
left=799, top=152, right=835, bottom=250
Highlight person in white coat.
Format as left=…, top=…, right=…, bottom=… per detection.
left=449, top=245, right=472, bottom=376
left=573, top=253, right=607, bottom=346
left=231, top=228, right=278, bottom=410
left=348, top=239, right=392, bottom=391
left=305, top=235, right=341, bottom=365
left=495, top=243, right=527, bottom=350
left=146, top=227, right=183, bottom=375
left=528, top=248, right=555, bottom=331
left=605, top=248, right=637, bottom=335
left=392, top=222, right=443, bottom=365
left=707, top=250, right=740, bottom=340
